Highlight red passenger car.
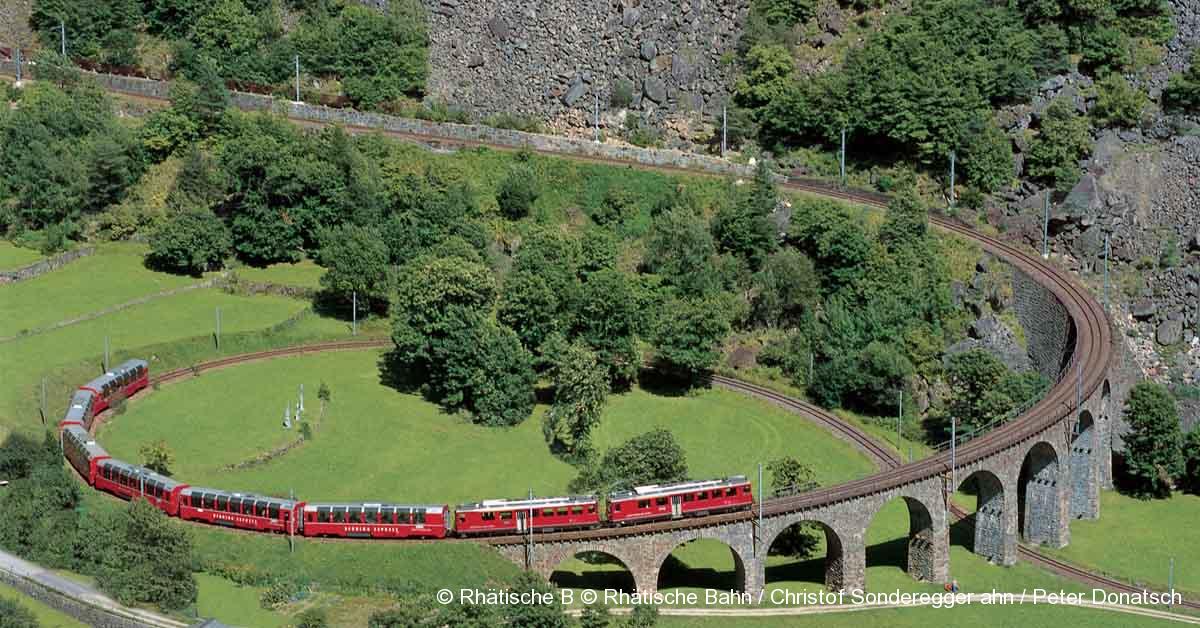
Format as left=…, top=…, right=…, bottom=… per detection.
left=607, top=476, right=754, bottom=524
left=301, top=502, right=450, bottom=539
left=61, top=425, right=109, bottom=486
left=94, top=458, right=188, bottom=515
left=81, top=359, right=149, bottom=415
left=58, top=390, right=96, bottom=432
left=455, top=496, right=601, bottom=535
left=178, top=487, right=301, bottom=534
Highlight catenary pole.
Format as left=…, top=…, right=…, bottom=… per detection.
left=215, top=307, right=221, bottom=349
left=104, top=335, right=109, bottom=372
left=839, top=127, right=847, bottom=187
left=352, top=292, right=357, bottom=336
left=14, top=48, right=21, bottom=82
left=722, top=105, right=728, bottom=158
left=60, top=22, right=66, bottom=56
left=951, top=416, right=957, bottom=490
left=949, top=151, right=956, bottom=207
left=294, top=55, right=300, bottom=102
left=757, top=462, right=764, bottom=552
left=1169, top=557, right=1175, bottom=609
left=594, top=93, right=600, bottom=143
left=40, top=378, right=46, bottom=425
left=1103, top=233, right=1110, bottom=310
left=1042, top=194, right=1050, bottom=258
left=897, top=390, right=904, bottom=456
left=527, top=488, right=534, bottom=569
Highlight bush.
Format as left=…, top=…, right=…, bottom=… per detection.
left=0, top=596, right=39, bottom=628
left=1092, top=74, right=1147, bottom=128
left=610, top=80, right=634, bottom=109
left=593, top=187, right=640, bottom=227
left=1163, top=49, right=1200, bottom=113
left=496, top=166, right=539, bottom=220
left=296, top=608, right=328, bottom=628
left=1122, top=382, right=1183, bottom=498
left=1026, top=97, right=1092, bottom=192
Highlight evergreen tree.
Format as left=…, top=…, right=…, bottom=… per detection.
left=1122, top=382, right=1183, bottom=498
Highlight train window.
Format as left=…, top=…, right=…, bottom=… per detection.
left=269, top=505, right=280, bottom=520
left=256, top=501, right=268, bottom=517
left=332, top=509, right=344, bottom=523
left=481, top=512, right=494, bottom=521
left=365, top=507, right=378, bottom=523
left=726, top=488, right=737, bottom=497
left=416, top=511, right=425, bottom=524
left=637, top=500, right=649, bottom=508
left=383, top=507, right=395, bottom=524
left=656, top=497, right=667, bottom=506
left=217, top=496, right=228, bottom=511
left=613, top=504, right=622, bottom=511
left=399, top=509, right=411, bottom=524
left=499, top=511, right=512, bottom=520
left=204, top=494, right=216, bottom=509
left=587, top=505, right=596, bottom=513
left=684, top=494, right=694, bottom=502
left=318, top=508, right=330, bottom=523
left=557, top=508, right=569, bottom=516
left=571, top=506, right=583, bottom=515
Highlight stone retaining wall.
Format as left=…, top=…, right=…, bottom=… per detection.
left=0, top=246, right=95, bottom=284
left=0, top=561, right=185, bottom=628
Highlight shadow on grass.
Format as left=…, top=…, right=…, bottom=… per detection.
left=550, top=551, right=636, bottom=592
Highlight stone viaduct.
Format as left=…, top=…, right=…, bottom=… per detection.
left=497, top=221, right=1120, bottom=597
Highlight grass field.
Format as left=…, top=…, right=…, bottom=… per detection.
left=234, top=259, right=326, bottom=289
left=1042, top=490, right=1200, bottom=596
left=0, top=241, right=43, bottom=270
left=0, top=243, right=214, bottom=339
left=99, top=350, right=876, bottom=504
left=0, top=582, right=90, bottom=628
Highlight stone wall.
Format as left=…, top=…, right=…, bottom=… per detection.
left=0, top=558, right=185, bottom=628
left=0, top=246, right=95, bottom=284
left=364, top=0, right=748, bottom=141
left=1011, top=267, right=1074, bottom=383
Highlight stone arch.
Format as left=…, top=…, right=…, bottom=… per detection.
left=954, top=469, right=1010, bottom=564
left=1100, top=379, right=1113, bottom=488
left=1019, top=441, right=1066, bottom=546
left=763, top=519, right=847, bottom=591
left=548, top=548, right=638, bottom=593
left=655, top=536, right=748, bottom=593
left=1070, top=410, right=1098, bottom=519
left=864, top=494, right=943, bottom=583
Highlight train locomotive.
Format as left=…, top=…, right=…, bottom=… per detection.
left=60, top=358, right=757, bottom=539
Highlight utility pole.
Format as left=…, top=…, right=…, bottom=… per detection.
left=352, top=292, right=357, bottom=336
left=294, top=55, right=301, bottom=102
left=1103, top=233, right=1110, bottom=310
left=103, top=335, right=110, bottom=372
left=839, top=127, right=847, bottom=187
left=808, top=351, right=814, bottom=385
left=1169, top=557, right=1175, bottom=609
left=757, top=462, right=764, bottom=552
left=948, top=151, right=956, bottom=207
left=59, top=21, right=66, bottom=56
left=594, top=93, right=600, bottom=143
left=1076, top=361, right=1082, bottom=410
left=950, top=416, right=957, bottom=490
left=14, top=48, right=21, bottom=83
left=526, top=488, right=534, bottom=569
left=215, top=307, right=221, bottom=350
left=289, top=488, right=296, bottom=554
left=897, top=390, right=904, bottom=457
left=721, top=105, right=728, bottom=158
left=1042, top=194, right=1051, bottom=259
left=39, top=378, right=46, bottom=425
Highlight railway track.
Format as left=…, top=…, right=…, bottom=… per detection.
left=41, top=67, right=1179, bottom=606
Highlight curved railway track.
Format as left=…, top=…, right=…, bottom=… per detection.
left=46, top=70, right=1189, bottom=606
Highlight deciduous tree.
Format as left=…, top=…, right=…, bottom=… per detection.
left=1122, top=382, right=1183, bottom=498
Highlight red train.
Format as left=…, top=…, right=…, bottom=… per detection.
left=608, top=477, right=754, bottom=524
left=59, top=357, right=758, bottom=541
left=455, top=496, right=601, bottom=535
left=302, top=503, right=450, bottom=539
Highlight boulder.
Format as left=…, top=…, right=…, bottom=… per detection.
left=643, top=77, right=667, bottom=104
left=467, top=54, right=484, bottom=69
left=650, top=54, right=672, bottom=73
left=671, top=53, right=698, bottom=83
left=561, top=79, right=586, bottom=106
left=488, top=15, right=510, bottom=41
left=950, top=315, right=1034, bottom=373
left=1157, top=320, right=1184, bottom=346
left=1132, top=299, right=1158, bottom=320
left=640, top=40, right=657, bottom=61
left=622, top=7, right=641, bottom=28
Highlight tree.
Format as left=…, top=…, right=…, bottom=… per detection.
left=317, top=225, right=393, bottom=313
left=146, top=211, right=232, bottom=275
left=1026, top=97, right=1092, bottom=191
left=0, top=597, right=39, bottom=628
left=296, top=608, right=328, bottom=628
left=1163, top=49, right=1200, bottom=113
left=653, top=296, right=732, bottom=382
left=1182, top=428, right=1200, bottom=495
left=751, top=248, right=819, bottom=328
left=138, top=440, right=174, bottom=476
left=496, top=165, right=538, bottom=220
left=572, top=429, right=688, bottom=492
left=1122, top=382, right=1183, bottom=498
left=712, top=163, right=778, bottom=270
left=960, top=115, right=1014, bottom=193
left=571, top=269, right=641, bottom=386
left=624, top=604, right=659, bottom=628
left=942, top=350, right=1017, bottom=432
left=80, top=499, right=197, bottom=610
left=644, top=207, right=722, bottom=297
left=733, top=44, right=795, bottom=113
left=498, top=271, right=562, bottom=353
left=766, top=456, right=820, bottom=557
left=543, top=340, right=609, bottom=455
left=1092, top=73, right=1147, bottom=128
left=499, top=572, right=569, bottom=628
left=390, top=255, right=497, bottom=369
left=878, top=191, right=928, bottom=253
left=593, top=187, right=640, bottom=227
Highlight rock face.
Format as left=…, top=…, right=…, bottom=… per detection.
left=376, top=0, right=748, bottom=135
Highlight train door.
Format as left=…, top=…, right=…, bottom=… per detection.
left=516, top=510, right=528, bottom=533
left=671, top=495, right=683, bottom=518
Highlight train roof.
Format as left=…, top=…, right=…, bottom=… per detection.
left=456, top=495, right=598, bottom=512
left=82, top=359, right=148, bottom=391
left=181, top=486, right=297, bottom=507
left=609, top=476, right=750, bottom=500
left=62, top=426, right=108, bottom=459
left=303, top=502, right=445, bottom=514
left=98, top=458, right=183, bottom=490
left=63, top=390, right=95, bottom=422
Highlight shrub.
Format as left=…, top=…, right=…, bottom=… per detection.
left=1092, top=74, right=1147, bottom=128
left=610, top=80, right=634, bottom=109
left=496, top=166, right=539, bottom=220
left=146, top=211, right=232, bottom=275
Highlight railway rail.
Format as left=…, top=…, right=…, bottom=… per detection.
left=30, top=65, right=1184, bottom=607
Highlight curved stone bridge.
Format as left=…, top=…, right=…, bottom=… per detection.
left=496, top=216, right=1119, bottom=598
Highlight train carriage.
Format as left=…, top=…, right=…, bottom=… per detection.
left=94, top=459, right=187, bottom=515
left=301, top=502, right=450, bottom=539
left=607, top=476, right=754, bottom=525
left=455, top=495, right=601, bottom=535
left=61, top=425, right=109, bottom=485
left=81, top=359, right=149, bottom=415
left=178, top=487, right=301, bottom=534
left=58, top=390, right=96, bottom=432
